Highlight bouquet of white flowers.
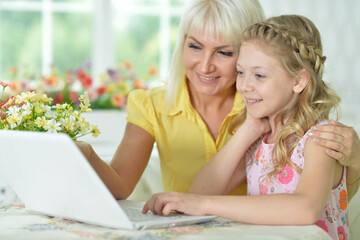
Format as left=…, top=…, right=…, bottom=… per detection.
left=0, top=81, right=100, bottom=140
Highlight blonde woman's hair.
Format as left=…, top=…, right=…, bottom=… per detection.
left=240, top=15, right=341, bottom=179
left=165, top=0, right=265, bottom=109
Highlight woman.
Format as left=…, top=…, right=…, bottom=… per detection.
left=77, top=0, right=360, bottom=200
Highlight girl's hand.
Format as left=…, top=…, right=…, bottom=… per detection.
left=142, top=192, right=207, bottom=216
left=309, top=120, right=360, bottom=168
left=243, top=114, right=271, bottom=139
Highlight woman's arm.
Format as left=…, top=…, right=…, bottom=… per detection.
left=144, top=138, right=340, bottom=226
left=76, top=122, right=154, bottom=199
left=309, top=120, right=360, bottom=200
left=189, top=117, right=269, bottom=195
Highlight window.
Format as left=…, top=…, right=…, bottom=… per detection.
left=1, top=10, right=42, bottom=79
left=0, top=0, right=187, bottom=85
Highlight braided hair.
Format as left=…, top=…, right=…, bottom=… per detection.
left=241, top=15, right=341, bottom=179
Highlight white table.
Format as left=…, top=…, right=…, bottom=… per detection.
left=0, top=203, right=331, bottom=240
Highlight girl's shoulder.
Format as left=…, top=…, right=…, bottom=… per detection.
left=246, top=136, right=268, bottom=162
left=291, top=121, right=330, bottom=164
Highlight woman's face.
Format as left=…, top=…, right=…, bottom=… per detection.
left=183, top=31, right=238, bottom=97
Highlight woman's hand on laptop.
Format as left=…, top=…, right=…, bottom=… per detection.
left=76, top=141, right=94, bottom=160
left=142, top=192, right=208, bottom=216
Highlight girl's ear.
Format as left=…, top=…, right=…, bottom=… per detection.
left=293, top=69, right=310, bottom=93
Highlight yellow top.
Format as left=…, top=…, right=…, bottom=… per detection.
left=126, top=80, right=246, bottom=195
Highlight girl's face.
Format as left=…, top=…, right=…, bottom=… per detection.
left=183, top=32, right=238, bottom=97
left=236, top=41, right=299, bottom=120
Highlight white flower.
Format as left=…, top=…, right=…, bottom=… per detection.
left=45, top=110, right=57, bottom=119
left=6, top=106, right=19, bottom=116
left=55, top=103, right=67, bottom=110
left=21, top=103, right=32, bottom=117
left=79, top=92, right=92, bottom=112
left=7, top=113, right=22, bottom=128
left=79, top=92, right=90, bottom=106
left=76, top=116, right=90, bottom=133
left=80, top=104, right=92, bottom=112
left=60, top=117, right=75, bottom=132
left=41, top=104, right=51, bottom=113
left=15, top=91, right=36, bottom=104
left=69, top=114, right=76, bottom=122
left=44, top=119, right=62, bottom=133
left=35, top=116, right=47, bottom=128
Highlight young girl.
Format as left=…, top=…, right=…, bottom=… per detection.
left=143, top=15, right=348, bottom=240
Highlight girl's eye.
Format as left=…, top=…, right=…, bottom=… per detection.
left=219, top=50, right=234, bottom=57
left=237, top=70, right=244, bottom=76
left=189, top=43, right=201, bottom=50
left=255, top=73, right=265, bottom=79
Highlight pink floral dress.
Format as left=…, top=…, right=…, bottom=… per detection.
left=246, top=124, right=349, bottom=240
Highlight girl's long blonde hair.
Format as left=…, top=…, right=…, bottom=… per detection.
left=164, top=0, right=265, bottom=110
left=239, top=15, right=341, bottom=178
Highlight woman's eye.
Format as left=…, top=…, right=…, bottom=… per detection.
left=189, top=43, right=201, bottom=50
left=255, top=74, right=265, bottom=79
left=219, top=51, right=234, bottom=57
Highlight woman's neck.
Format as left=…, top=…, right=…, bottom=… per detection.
left=187, top=82, right=236, bottom=114
left=187, top=81, right=236, bottom=141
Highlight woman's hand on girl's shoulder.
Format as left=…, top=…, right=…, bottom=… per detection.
left=309, top=120, right=360, bottom=168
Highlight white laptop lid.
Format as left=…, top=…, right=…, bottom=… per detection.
left=0, top=130, right=134, bottom=229
left=0, top=130, right=216, bottom=230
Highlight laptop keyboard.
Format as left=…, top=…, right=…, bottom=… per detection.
left=123, top=206, right=186, bottom=222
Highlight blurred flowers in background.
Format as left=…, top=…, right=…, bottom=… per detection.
left=1, top=60, right=156, bottom=110
left=89, top=60, right=150, bottom=109
left=40, top=61, right=93, bottom=106
left=6, top=66, right=37, bottom=95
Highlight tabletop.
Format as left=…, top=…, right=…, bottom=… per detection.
left=0, top=203, right=332, bottom=240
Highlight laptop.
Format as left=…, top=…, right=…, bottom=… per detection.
left=0, top=130, right=217, bottom=230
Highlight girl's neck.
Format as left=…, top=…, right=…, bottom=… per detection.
left=266, top=100, right=298, bottom=144
left=267, top=116, right=284, bottom=144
